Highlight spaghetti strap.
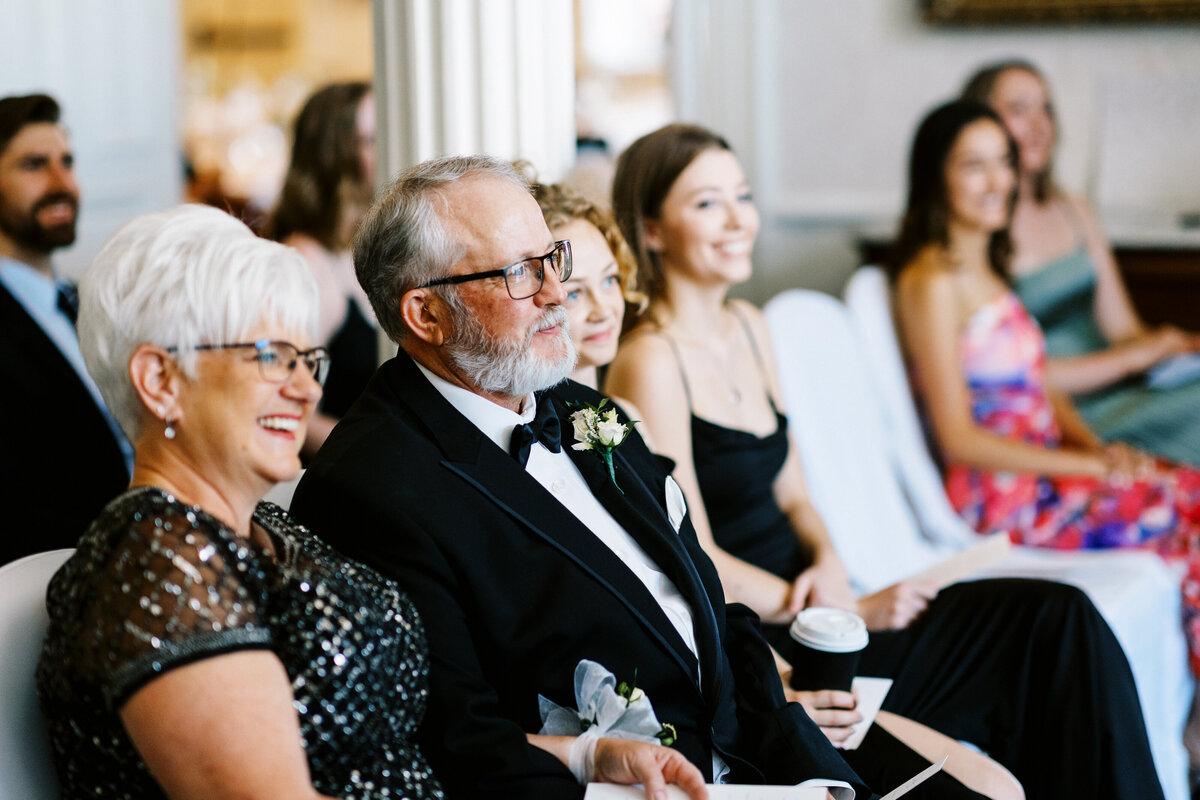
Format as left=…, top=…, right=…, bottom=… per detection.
left=657, top=332, right=695, bottom=413
left=728, top=304, right=781, bottom=414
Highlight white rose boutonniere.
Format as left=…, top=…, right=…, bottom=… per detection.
left=569, top=399, right=635, bottom=493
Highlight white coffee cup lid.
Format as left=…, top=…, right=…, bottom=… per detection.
left=789, top=607, right=869, bottom=653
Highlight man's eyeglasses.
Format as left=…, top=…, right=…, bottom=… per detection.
left=169, top=340, right=331, bottom=386
left=416, top=240, right=572, bottom=300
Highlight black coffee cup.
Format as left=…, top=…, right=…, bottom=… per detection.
left=787, top=607, right=869, bottom=692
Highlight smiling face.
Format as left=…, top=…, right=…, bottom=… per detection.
left=433, top=173, right=576, bottom=399
left=943, top=118, right=1016, bottom=235
left=0, top=122, right=79, bottom=260
left=555, top=218, right=625, bottom=370
left=646, top=147, right=759, bottom=289
left=173, top=320, right=322, bottom=496
left=988, top=68, right=1055, bottom=179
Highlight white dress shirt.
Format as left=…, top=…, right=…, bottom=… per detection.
left=415, top=364, right=736, bottom=783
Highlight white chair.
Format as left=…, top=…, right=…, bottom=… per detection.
left=263, top=469, right=304, bottom=511
left=788, top=267, right=1189, bottom=800
left=0, top=548, right=73, bottom=800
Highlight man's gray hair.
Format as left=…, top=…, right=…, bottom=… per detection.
left=78, top=204, right=319, bottom=439
left=352, top=154, right=529, bottom=343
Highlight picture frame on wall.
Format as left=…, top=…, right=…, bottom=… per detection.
left=924, top=0, right=1200, bottom=23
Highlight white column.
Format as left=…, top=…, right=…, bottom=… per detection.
left=371, top=0, right=576, bottom=184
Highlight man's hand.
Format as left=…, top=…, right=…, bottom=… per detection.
left=593, top=738, right=709, bottom=800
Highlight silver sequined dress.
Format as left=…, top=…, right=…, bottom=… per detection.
left=37, top=486, right=443, bottom=799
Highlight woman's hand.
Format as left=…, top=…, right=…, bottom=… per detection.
left=784, top=687, right=862, bottom=746
left=593, top=738, right=709, bottom=800
left=1134, top=325, right=1196, bottom=371
left=787, top=557, right=856, bottom=616
left=856, top=580, right=939, bottom=631
left=1101, top=443, right=1158, bottom=485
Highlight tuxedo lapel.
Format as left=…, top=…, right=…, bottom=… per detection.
left=0, top=282, right=100, bottom=409
left=549, top=393, right=724, bottom=697
left=386, top=356, right=702, bottom=686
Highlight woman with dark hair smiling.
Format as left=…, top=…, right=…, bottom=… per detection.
left=606, top=121, right=1167, bottom=800
left=962, top=60, right=1200, bottom=466
left=269, top=81, right=380, bottom=455
left=890, top=99, right=1200, bottom=678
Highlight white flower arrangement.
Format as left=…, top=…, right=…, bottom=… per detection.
left=538, top=659, right=677, bottom=748
left=569, top=400, right=634, bottom=492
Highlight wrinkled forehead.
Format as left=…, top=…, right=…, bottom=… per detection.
left=437, top=173, right=554, bottom=269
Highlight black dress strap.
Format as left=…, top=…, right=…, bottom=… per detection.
left=657, top=332, right=695, bottom=413
left=727, top=304, right=780, bottom=414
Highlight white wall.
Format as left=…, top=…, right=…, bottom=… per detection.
left=674, top=0, right=1200, bottom=303
left=0, top=1, right=183, bottom=280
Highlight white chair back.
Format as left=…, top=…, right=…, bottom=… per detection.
left=843, top=265, right=977, bottom=549
left=763, top=289, right=953, bottom=594
left=263, top=470, right=304, bottom=511
left=0, top=548, right=72, bottom=800
left=839, top=266, right=1190, bottom=800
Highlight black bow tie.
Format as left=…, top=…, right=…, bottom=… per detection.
left=56, top=282, right=78, bottom=325
left=509, top=394, right=562, bottom=466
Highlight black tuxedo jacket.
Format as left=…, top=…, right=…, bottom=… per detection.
left=0, top=281, right=128, bottom=564
left=292, top=352, right=871, bottom=799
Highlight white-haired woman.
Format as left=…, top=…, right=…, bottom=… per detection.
left=34, top=204, right=705, bottom=800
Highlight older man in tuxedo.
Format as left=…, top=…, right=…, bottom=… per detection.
left=291, top=156, right=871, bottom=799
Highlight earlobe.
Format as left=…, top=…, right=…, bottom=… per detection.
left=129, top=345, right=182, bottom=425
left=400, top=289, right=446, bottom=347
left=643, top=218, right=664, bottom=253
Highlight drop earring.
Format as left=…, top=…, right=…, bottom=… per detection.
left=164, top=420, right=176, bottom=440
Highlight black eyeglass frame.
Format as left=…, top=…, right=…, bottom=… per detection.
left=167, top=339, right=332, bottom=386
left=414, top=239, right=573, bottom=300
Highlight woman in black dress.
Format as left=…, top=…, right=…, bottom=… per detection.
left=36, top=204, right=705, bottom=800
left=606, top=123, right=1164, bottom=800
left=269, top=82, right=381, bottom=457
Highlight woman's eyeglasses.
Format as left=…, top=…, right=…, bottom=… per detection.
left=169, top=340, right=331, bottom=386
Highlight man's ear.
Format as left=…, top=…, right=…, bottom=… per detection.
left=643, top=217, right=664, bottom=253
left=128, top=344, right=184, bottom=425
left=400, top=288, right=448, bottom=347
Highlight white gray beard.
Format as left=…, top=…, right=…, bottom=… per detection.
left=445, top=304, right=577, bottom=396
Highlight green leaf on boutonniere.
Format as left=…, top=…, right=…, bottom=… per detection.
left=568, top=399, right=637, bottom=494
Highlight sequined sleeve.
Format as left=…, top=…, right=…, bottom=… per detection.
left=75, top=503, right=273, bottom=709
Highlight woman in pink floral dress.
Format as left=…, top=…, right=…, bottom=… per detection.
left=892, top=100, right=1200, bottom=672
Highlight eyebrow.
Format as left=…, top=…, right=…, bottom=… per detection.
left=685, top=183, right=750, bottom=198
left=523, top=240, right=558, bottom=259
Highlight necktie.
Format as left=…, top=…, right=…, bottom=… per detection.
left=509, top=394, right=562, bottom=466
left=56, top=282, right=79, bottom=326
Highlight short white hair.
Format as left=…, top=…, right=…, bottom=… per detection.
left=354, top=154, right=527, bottom=343
left=79, top=204, right=319, bottom=439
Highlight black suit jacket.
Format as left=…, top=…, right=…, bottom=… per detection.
left=0, top=281, right=128, bottom=564
left=292, top=352, right=872, bottom=799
